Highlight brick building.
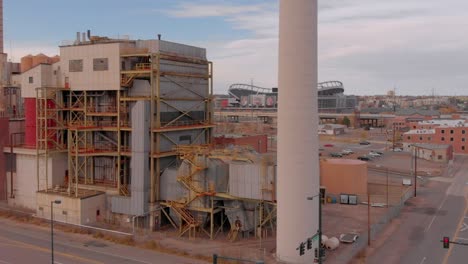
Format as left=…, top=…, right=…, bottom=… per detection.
left=403, top=119, right=468, bottom=154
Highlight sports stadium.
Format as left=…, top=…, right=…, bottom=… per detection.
left=223, top=81, right=357, bottom=113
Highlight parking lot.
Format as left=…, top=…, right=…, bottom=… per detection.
left=319, top=139, right=447, bottom=177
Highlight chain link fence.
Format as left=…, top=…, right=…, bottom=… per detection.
left=334, top=187, right=414, bottom=263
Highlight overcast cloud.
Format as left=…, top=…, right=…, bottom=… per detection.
left=166, top=0, right=468, bottom=96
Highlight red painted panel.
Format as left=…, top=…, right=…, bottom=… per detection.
left=0, top=117, right=9, bottom=200
left=24, top=98, right=36, bottom=147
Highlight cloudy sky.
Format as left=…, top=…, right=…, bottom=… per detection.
left=4, top=0, right=468, bottom=95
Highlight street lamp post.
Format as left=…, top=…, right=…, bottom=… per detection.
left=307, top=192, right=322, bottom=264
left=51, top=200, right=61, bottom=264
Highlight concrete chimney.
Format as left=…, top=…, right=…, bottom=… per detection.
left=276, top=1, right=319, bottom=263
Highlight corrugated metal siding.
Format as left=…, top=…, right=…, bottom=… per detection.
left=129, top=79, right=150, bottom=97
left=207, top=159, right=229, bottom=193
left=159, top=40, right=206, bottom=59
left=111, top=100, right=150, bottom=215
left=159, top=130, right=206, bottom=152
left=229, top=163, right=275, bottom=201
left=159, top=168, right=187, bottom=200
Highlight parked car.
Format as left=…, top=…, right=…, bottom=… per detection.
left=368, top=152, right=381, bottom=157
left=393, top=148, right=403, bottom=152
left=324, top=144, right=334, bottom=147
left=342, top=149, right=354, bottom=155
left=373, top=150, right=383, bottom=155
left=359, top=141, right=371, bottom=145
left=330, top=152, right=343, bottom=158
left=357, top=156, right=371, bottom=161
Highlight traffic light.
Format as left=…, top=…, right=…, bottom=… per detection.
left=443, top=237, right=450, bottom=248
left=307, top=238, right=312, bottom=250
left=299, top=242, right=305, bottom=256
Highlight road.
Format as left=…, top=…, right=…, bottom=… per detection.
left=367, top=155, right=468, bottom=264
left=0, top=217, right=207, bottom=264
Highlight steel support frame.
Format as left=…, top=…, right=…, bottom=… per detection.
left=36, top=87, right=68, bottom=193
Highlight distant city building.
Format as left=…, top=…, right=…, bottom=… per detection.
left=403, top=118, right=468, bottom=154
left=220, top=81, right=357, bottom=113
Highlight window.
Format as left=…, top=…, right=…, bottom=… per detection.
left=463, top=146, right=466, bottom=151
left=441, top=137, right=445, bottom=141
left=441, top=129, right=445, bottom=134
left=450, top=137, right=454, bottom=142
left=28, top=76, right=33, bottom=83
left=93, top=58, right=109, bottom=71
left=62, top=211, right=68, bottom=215
left=38, top=207, right=43, bottom=211
left=96, top=210, right=100, bottom=216
left=407, top=136, right=411, bottom=140
left=53, top=70, right=57, bottom=75
left=428, top=137, right=431, bottom=141
left=179, top=135, right=192, bottom=144
left=419, top=136, right=423, bottom=141
left=463, top=138, right=466, bottom=142
left=438, top=155, right=442, bottom=160
left=450, top=130, right=454, bottom=134
left=69, top=59, right=83, bottom=72
left=463, top=130, right=466, bottom=134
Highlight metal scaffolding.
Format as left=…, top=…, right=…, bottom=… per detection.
left=36, top=87, right=68, bottom=193
left=120, top=51, right=214, bottom=229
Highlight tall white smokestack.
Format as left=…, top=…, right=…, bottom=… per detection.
left=277, top=0, right=319, bottom=263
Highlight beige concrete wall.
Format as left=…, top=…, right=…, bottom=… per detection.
left=8, top=154, right=38, bottom=209
left=7, top=151, right=67, bottom=210
left=21, top=64, right=52, bottom=98
left=60, top=42, right=123, bottom=91
left=36, top=192, right=81, bottom=224
left=320, top=159, right=368, bottom=196
left=80, top=194, right=106, bottom=224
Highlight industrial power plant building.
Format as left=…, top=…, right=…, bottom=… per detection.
left=1, top=32, right=279, bottom=241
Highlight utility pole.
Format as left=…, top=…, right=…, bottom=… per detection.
left=386, top=168, right=389, bottom=208
left=414, top=146, right=417, bottom=197
left=367, top=191, right=371, bottom=246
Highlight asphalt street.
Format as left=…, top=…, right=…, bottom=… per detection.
left=367, top=155, right=468, bottom=264
left=0, top=217, right=207, bottom=264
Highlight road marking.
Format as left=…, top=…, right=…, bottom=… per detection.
left=461, top=222, right=468, bottom=232
left=0, top=226, right=153, bottom=264
left=425, top=195, right=448, bottom=232
left=443, top=193, right=468, bottom=264
left=419, top=256, right=426, bottom=264
left=0, top=237, right=103, bottom=264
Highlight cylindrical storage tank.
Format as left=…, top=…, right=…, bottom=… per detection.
left=321, top=235, right=329, bottom=247
left=324, top=237, right=340, bottom=250
left=320, top=159, right=368, bottom=198
left=32, top=53, right=49, bottom=67
left=24, top=98, right=36, bottom=147
left=20, top=55, right=33, bottom=72
left=277, top=1, right=318, bottom=263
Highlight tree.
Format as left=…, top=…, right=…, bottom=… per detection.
left=342, top=116, right=351, bottom=127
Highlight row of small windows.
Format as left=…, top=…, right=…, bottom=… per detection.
left=407, top=136, right=466, bottom=142
left=69, top=58, right=108, bottom=72
left=441, top=129, right=466, bottom=134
